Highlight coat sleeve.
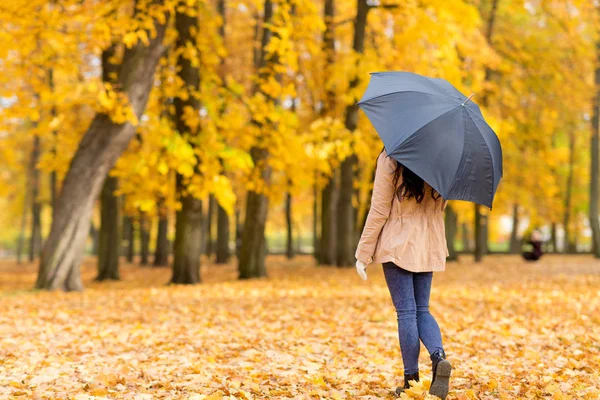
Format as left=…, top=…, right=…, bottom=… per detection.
left=355, top=151, right=397, bottom=265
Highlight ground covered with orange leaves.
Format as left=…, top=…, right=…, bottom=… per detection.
left=1, top=255, right=599, bottom=399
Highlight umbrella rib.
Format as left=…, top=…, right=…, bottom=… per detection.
left=465, top=109, right=495, bottom=200
left=357, top=90, right=454, bottom=106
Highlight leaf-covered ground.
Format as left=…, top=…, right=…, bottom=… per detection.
left=1, top=255, right=599, bottom=399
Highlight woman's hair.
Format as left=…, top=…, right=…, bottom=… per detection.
left=384, top=152, right=440, bottom=203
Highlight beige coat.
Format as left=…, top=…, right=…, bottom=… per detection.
left=355, top=150, right=448, bottom=272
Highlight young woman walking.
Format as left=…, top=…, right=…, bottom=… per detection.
left=355, top=149, right=451, bottom=399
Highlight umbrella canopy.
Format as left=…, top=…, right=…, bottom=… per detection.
left=358, top=71, right=503, bottom=208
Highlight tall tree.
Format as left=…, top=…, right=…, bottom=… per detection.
left=96, top=44, right=122, bottom=281
left=318, top=0, right=337, bottom=266
left=590, top=19, right=600, bottom=258
left=214, top=0, right=231, bottom=265
left=337, top=0, right=368, bottom=267
left=35, top=2, right=169, bottom=291
left=171, top=2, right=204, bottom=285
left=238, top=0, right=281, bottom=279
left=475, top=0, right=499, bottom=262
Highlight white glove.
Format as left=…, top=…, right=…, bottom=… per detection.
left=356, top=260, right=368, bottom=281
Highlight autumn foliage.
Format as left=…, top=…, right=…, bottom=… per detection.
left=1, top=255, right=600, bottom=399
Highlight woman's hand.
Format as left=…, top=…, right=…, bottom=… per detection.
left=356, top=260, right=368, bottom=280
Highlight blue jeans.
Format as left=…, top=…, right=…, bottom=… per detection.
left=383, top=262, right=444, bottom=375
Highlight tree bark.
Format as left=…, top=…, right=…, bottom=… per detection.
left=17, top=176, right=31, bottom=264
left=319, top=174, right=339, bottom=265
left=286, top=191, right=294, bottom=259
left=171, top=6, right=203, bottom=285
left=215, top=203, right=230, bottom=264
left=461, top=222, right=471, bottom=252
left=337, top=0, right=368, bottom=267
left=35, top=5, right=168, bottom=290
left=550, top=222, right=558, bottom=252
left=96, top=176, right=121, bottom=281
left=48, top=68, right=58, bottom=218
left=123, top=216, right=135, bottom=263
left=235, top=208, right=242, bottom=258
left=90, top=223, right=99, bottom=256
left=509, top=204, right=520, bottom=254
left=564, top=131, right=576, bottom=254
left=474, top=204, right=484, bottom=262
left=313, top=180, right=319, bottom=260
left=239, top=149, right=270, bottom=279
left=154, top=213, right=169, bottom=266
left=29, top=135, right=42, bottom=262
left=590, top=33, right=600, bottom=257
left=140, top=215, right=151, bottom=265
left=445, top=204, right=458, bottom=261
left=205, top=194, right=216, bottom=256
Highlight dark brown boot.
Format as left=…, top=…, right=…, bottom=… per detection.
left=394, top=372, right=419, bottom=396
left=429, top=350, right=451, bottom=400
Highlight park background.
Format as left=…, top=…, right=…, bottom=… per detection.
left=0, top=0, right=599, bottom=399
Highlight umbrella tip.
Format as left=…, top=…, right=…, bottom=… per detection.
left=462, top=93, right=475, bottom=106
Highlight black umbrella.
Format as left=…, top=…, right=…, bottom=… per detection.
left=358, top=71, right=503, bottom=208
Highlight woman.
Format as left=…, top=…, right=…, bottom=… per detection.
left=355, top=149, right=451, bottom=399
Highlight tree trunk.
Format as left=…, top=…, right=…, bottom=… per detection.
left=172, top=182, right=203, bottom=283
left=17, top=181, right=30, bottom=264
left=35, top=6, right=168, bottom=290
left=154, top=213, right=169, bottom=266
left=140, top=215, right=151, bottom=265
left=313, top=180, right=319, bottom=260
left=171, top=6, right=203, bottom=285
left=29, top=135, right=42, bottom=262
left=320, top=173, right=339, bottom=265
left=550, top=222, right=558, bottom=252
left=590, top=33, right=600, bottom=257
left=235, top=208, right=242, bottom=258
left=461, top=222, right=471, bottom=252
left=564, top=131, right=576, bottom=254
left=89, top=223, right=99, bottom=256
left=445, top=204, right=458, bottom=261
left=474, top=204, right=484, bottom=261
left=509, top=204, right=520, bottom=254
left=216, top=203, right=230, bottom=264
left=337, top=0, right=368, bottom=267
left=96, top=176, right=121, bottom=281
left=123, top=216, right=135, bottom=263
left=286, top=191, right=294, bottom=259
left=239, top=149, right=270, bottom=279
left=205, top=194, right=216, bottom=256
left=48, top=68, right=58, bottom=218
